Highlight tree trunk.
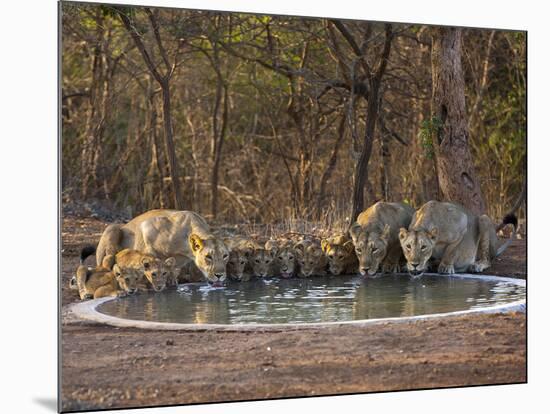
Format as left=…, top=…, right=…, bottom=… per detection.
left=211, top=82, right=229, bottom=218
left=145, top=79, right=167, bottom=208
left=117, top=7, right=184, bottom=210
left=351, top=79, right=381, bottom=221
left=350, top=24, right=393, bottom=221
left=81, top=11, right=107, bottom=199
left=160, top=81, right=184, bottom=209
left=379, top=132, right=390, bottom=201
left=431, top=27, right=486, bottom=215
left=316, top=115, right=346, bottom=214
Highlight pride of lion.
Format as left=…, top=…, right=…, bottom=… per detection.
left=71, top=201, right=517, bottom=300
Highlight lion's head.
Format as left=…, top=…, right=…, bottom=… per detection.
left=398, top=227, right=438, bottom=277
left=142, top=256, right=176, bottom=292
left=295, top=242, right=326, bottom=277
left=189, top=234, right=229, bottom=286
left=321, top=236, right=356, bottom=275
left=250, top=248, right=275, bottom=278
left=274, top=244, right=297, bottom=278
left=349, top=223, right=391, bottom=276
left=112, top=264, right=140, bottom=295
left=226, top=249, right=249, bottom=281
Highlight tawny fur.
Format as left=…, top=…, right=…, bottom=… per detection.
left=321, top=233, right=359, bottom=275
left=294, top=239, right=328, bottom=277
left=109, top=249, right=175, bottom=292
left=349, top=202, right=414, bottom=276
left=94, top=209, right=229, bottom=285
left=399, top=200, right=516, bottom=276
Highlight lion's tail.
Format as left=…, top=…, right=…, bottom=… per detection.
left=79, top=245, right=97, bottom=264
left=495, top=214, right=519, bottom=257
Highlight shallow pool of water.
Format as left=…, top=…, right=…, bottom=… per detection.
left=96, top=274, right=525, bottom=325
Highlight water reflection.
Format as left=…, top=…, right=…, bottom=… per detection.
left=98, top=275, right=525, bottom=325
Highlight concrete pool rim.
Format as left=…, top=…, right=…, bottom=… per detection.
left=67, top=273, right=526, bottom=331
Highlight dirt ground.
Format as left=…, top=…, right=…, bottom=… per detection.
left=60, top=216, right=527, bottom=412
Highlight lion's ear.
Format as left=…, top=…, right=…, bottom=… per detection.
left=343, top=240, right=355, bottom=255
left=189, top=234, right=204, bottom=253
left=428, top=227, right=439, bottom=241
left=112, top=264, right=122, bottom=276
left=164, top=257, right=176, bottom=268
left=381, top=224, right=391, bottom=242
left=293, top=241, right=306, bottom=253
left=141, top=257, right=151, bottom=270
left=349, top=222, right=362, bottom=241
left=321, top=239, right=330, bottom=253
left=399, top=228, right=408, bottom=241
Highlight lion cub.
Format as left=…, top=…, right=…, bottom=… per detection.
left=321, top=234, right=359, bottom=275
left=233, top=239, right=275, bottom=278
left=349, top=201, right=414, bottom=276
left=265, top=239, right=297, bottom=278
left=294, top=239, right=328, bottom=278
left=112, top=249, right=175, bottom=292
left=75, top=263, right=139, bottom=300
left=223, top=237, right=253, bottom=281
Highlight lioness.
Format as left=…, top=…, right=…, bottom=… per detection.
left=75, top=263, right=139, bottom=300
left=399, top=200, right=517, bottom=276
left=349, top=202, right=415, bottom=276
left=321, top=234, right=359, bottom=275
left=294, top=239, right=328, bottom=278
left=94, top=209, right=229, bottom=287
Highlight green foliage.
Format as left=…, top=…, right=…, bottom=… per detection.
left=418, top=117, right=442, bottom=159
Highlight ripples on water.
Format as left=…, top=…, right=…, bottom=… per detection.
left=97, top=274, right=525, bottom=325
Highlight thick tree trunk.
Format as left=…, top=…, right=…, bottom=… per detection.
left=431, top=27, right=486, bottom=215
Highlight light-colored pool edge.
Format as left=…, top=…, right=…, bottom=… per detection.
left=67, top=273, right=526, bottom=331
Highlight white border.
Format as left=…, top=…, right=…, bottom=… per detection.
left=68, top=274, right=526, bottom=331
left=4, top=0, right=544, bottom=413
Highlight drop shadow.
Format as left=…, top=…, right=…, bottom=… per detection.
left=33, top=397, right=57, bottom=412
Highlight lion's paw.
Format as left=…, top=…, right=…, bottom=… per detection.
left=470, top=261, right=490, bottom=273
left=438, top=263, right=455, bottom=274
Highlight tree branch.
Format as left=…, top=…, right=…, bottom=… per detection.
left=116, top=8, right=164, bottom=84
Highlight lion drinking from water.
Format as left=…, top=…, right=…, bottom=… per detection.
left=94, top=209, right=229, bottom=286
left=349, top=201, right=415, bottom=276
left=398, top=201, right=517, bottom=277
